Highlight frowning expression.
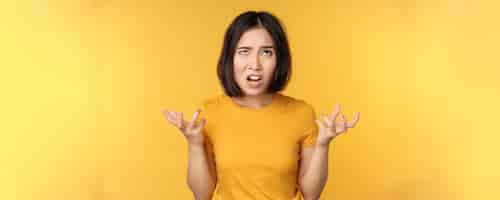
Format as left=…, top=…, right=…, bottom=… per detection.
left=233, top=27, right=277, bottom=96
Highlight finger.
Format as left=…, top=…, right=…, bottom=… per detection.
left=161, top=110, right=174, bottom=121
left=161, top=109, right=169, bottom=118
left=336, top=114, right=347, bottom=134
left=322, top=115, right=333, bottom=127
left=161, top=109, right=173, bottom=119
left=195, top=118, right=206, bottom=131
left=190, top=109, right=201, bottom=123
left=178, top=112, right=185, bottom=129
left=169, top=111, right=180, bottom=124
left=164, top=112, right=175, bottom=122
left=172, top=111, right=179, bottom=120
left=339, top=114, right=346, bottom=126
left=315, top=119, right=325, bottom=128
left=162, top=110, right=181, bottom=128
left=347, top=112, right=360, bottom=128
left=336, top=114, right=346, bottom=128
left=329, top=103, right=341, bottom=121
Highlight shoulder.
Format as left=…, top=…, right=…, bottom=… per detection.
left=278, top=93, right=315, bottom=113
left=199, top=93, right=226, bottom=111
left=278, top=94, right=317, bottom=131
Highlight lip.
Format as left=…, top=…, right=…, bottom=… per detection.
left=246, top=74, right=263, bottom=80
left=247, top=73, right=263, bottom=77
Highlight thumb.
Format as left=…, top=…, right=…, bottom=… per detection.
left=315, top=119, right=324, bottom=128
left=196, top=118, right=206, bottom=130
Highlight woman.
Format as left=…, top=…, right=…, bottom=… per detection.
left=163, top=11, right=360, bottom=200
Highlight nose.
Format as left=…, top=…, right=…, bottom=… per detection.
left=247, top=54, right=262, bottom=71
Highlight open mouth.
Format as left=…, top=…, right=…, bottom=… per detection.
left=247, top=74, right=262, bottom=82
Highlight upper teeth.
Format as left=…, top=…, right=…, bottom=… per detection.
left=248, top=75, right=261, bottom=80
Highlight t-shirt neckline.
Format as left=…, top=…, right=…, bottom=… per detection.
left=225, top=93, right=281, bottom=112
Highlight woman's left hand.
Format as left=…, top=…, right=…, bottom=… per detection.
left=315, top=103, right=360, bottom=146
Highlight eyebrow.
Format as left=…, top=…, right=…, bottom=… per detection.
left=236, top=45, right=274, bottom=49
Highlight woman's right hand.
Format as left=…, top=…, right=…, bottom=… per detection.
left=162, top=109, right=206, bottom=146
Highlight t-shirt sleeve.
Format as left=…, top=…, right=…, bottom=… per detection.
left=197, top=100, right=214, bottom=153
left=301, top=104, right=319, bottom=148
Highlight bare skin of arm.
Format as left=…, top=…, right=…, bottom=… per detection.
left=187, top=143, right=217, bottom=200
left=298, top=145, right=329, bottom=200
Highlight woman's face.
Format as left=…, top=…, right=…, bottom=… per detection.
left=233, top=27, right=277, bottom=97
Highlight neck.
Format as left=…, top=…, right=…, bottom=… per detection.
left=232, top=93, right=274, bottom=108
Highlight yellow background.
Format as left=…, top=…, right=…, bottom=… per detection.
left=1, top=0, right=499, bottom=199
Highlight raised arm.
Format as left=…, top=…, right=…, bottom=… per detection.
left=163, top=109, right=217, bottom=200
left=299, top=104, right=360, bottom=200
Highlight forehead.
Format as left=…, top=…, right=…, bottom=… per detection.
left=237, top=27, right=274, bottom=47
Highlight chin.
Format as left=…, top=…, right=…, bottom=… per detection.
left=242, top=88, right=267, bottom=96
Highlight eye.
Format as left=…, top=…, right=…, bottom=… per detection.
left=262, top=49, right=273, bottom=56
left=237, top=49, right=249, bottom=55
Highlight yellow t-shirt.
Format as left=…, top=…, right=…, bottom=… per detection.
left=199, top=92, right=318, bottom=200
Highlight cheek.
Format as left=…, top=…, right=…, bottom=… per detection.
left=233, top=60, right=245, bottom=81
left=262, top=59, right=277, bottom=78
left=233, top=70, right=244, bottom=81
left=233, top=56, right=246, bottom=71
